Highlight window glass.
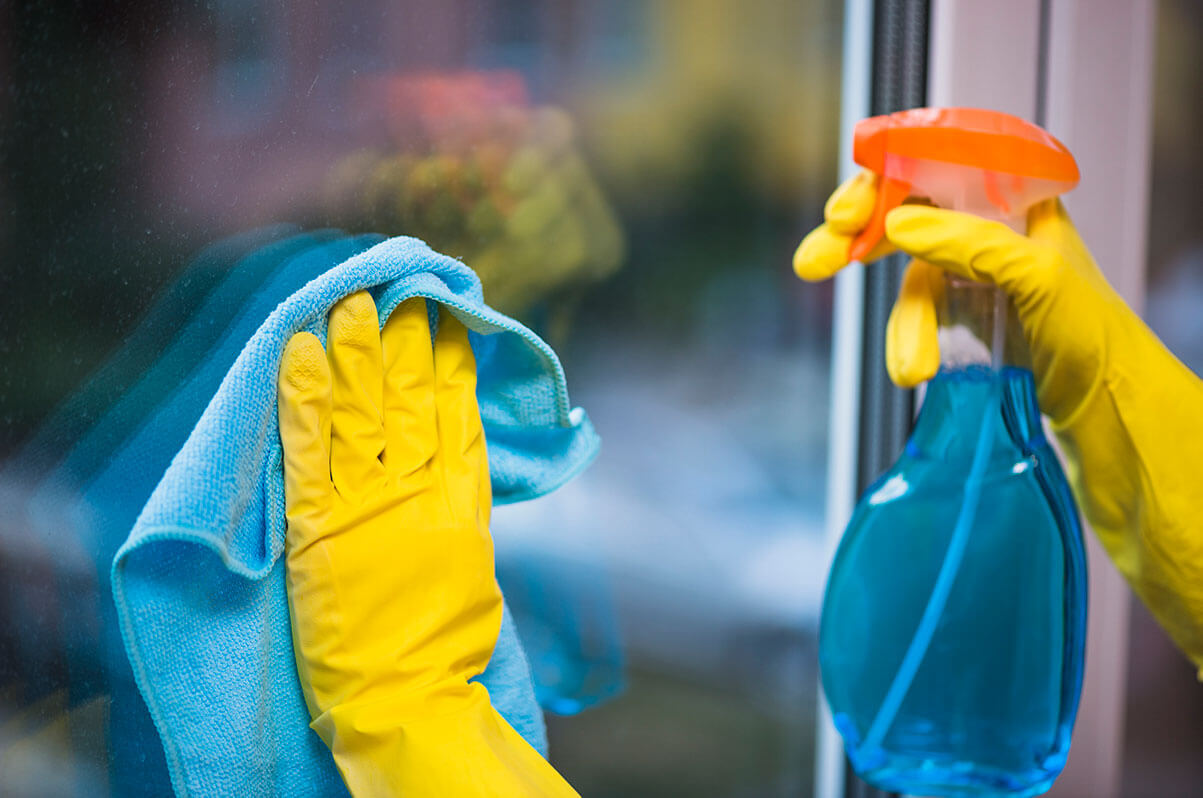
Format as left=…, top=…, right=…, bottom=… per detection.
left=1123, top=2, right=1203, bottom=795
left=0, top=2, right=842, bottom=795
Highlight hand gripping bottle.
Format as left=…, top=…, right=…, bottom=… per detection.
left=819, top=108, right=1088, bottom=797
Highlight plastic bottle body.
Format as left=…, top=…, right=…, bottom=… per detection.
left=819, top=282, right=1087, bottom=796
left=820, top=367, right=1086, bottom=795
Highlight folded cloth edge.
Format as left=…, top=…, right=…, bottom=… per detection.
left=110, top=236, right=598, bottom=795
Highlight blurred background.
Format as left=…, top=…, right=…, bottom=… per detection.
left=0, top=1, right=1200, bottom=796
left=0, top=2, right=842, bottom=796
left=1125, top=1, right=1203, bottom=796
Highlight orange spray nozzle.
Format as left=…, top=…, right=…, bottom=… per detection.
left=848, top=107, right=1080, bottom=262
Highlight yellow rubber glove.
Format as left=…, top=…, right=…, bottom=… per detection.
left=795, top=170, right=1203, bottom=675
left=278, top=291, right=580, bottom=796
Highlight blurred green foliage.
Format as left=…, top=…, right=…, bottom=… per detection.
left=321, top=101, right=625, bottom=319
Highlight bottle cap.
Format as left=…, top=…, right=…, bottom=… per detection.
left=849, top=108, right=1079, bottom=261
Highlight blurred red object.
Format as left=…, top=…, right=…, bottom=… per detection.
left=355, top=70, right=531, bottom=147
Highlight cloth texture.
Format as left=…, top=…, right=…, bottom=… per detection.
left=111, top=235, right=599, bottom=796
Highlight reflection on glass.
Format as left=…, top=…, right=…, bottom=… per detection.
left=1, top=230, right=382, bottom=794
left=323, top=71, right=626, bottom=320
left=497, top=547, right=626, bottom=716
left=0, top=1, right=841, bottom=795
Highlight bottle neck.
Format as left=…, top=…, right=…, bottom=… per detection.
left=935, top=276, right=1029, bottom=371
left=907, top=276, right=1044, bottom=458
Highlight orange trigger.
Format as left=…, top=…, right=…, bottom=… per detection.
left=849, top=176, right=910, bottom=262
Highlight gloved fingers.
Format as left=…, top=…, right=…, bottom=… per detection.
left=793, top=225, right=897, bottom=281
left=381, top=297, right=438, bottom=477
left=884, top=205, right=1048, bottom=306
left=794, top=170, right=897, bottom=281
left=825, top=168, right=879, bottom=233
left=326, top=291, right=388, bottom=498
left=279, top=331, right=334, bottom=540
left=793, top=225, right=852, bottom=281
left=433, top=310, right=488, bottom=517
left=885, top=259, right=944, bottom=387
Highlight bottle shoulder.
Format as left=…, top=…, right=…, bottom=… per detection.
left=859, top=449, right=1049, bottom=507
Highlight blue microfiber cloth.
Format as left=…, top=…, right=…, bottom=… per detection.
left=27, top=232, right=383, bottom=796
left=111, top=236, right=600, bottom=797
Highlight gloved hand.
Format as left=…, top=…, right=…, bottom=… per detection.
left=278, top=291, right=579, bottom=796
left=795, top=170, right=1203, bottom=676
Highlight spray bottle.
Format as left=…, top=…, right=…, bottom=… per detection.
left=819, top=108, right=1088, bottom=797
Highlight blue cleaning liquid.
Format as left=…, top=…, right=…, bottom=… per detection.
left=820, top=366, right=1087, bottom=797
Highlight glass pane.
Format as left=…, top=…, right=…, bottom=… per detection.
left=0, top=2, right=842, bottom=795
left=1124, top=2, right=1203, bottom=795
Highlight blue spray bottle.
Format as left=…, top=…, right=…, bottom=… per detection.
left=819, top=108, right=1088, bottom=797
